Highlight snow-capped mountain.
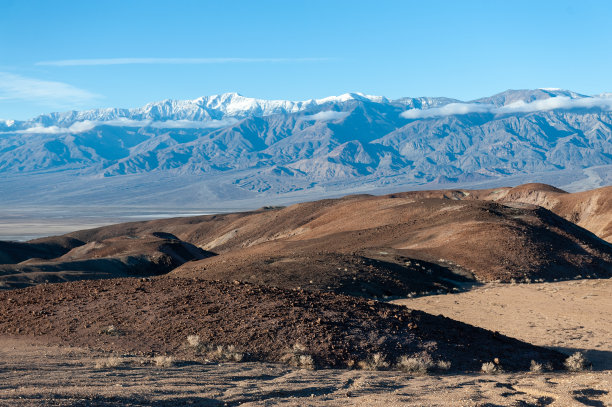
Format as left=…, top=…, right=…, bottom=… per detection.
left=0, top=89, right=611, bottom=208
left=1, top=92, right=392, bottom=130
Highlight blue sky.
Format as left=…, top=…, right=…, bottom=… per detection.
left=1, top=0, right=612, bottom=120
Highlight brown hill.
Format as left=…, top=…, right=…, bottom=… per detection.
left=170, top=197, right=611, bottom=288
left=1, top=183, right=610, bottom=293
left=473, top=184, right=612, bottom=243
left=0, top=233, right=212, bottom=290
left=0, top=277, right=566, bottom=372
left=0, top=236, right=83, bottom=264
left=371, top=183, right=612, bottom=243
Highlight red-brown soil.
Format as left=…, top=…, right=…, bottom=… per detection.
left=0, top=277, right=565, bottom=372
left=0, top=184, right=610, bottom=293
left=171, top=198, right=611, bottom=287
left=0, top=233, right=212, bottom=290
left=469, top=184, right=612, bottom=243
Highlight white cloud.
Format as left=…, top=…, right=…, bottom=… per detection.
left=36, top=57, right=332, bottom=67
left=0, top=72, right=99, bottom=105
left=149, top=118, right=239, bottom=129
left=301, top=111, right=350, bottom=121
left=401, top=96, right=612, bottom=119
left=401, top=103, right=494, bottom=119
left=2, top=118, right=238, bottom=134
left=499, top=96, right=612, bottom=113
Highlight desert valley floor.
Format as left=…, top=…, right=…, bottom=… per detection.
left=0, top=183, right=610, bottom=406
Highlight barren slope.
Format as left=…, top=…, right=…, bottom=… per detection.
left=171, top=195, right=611, bottom=286
left=1, top=184, right=610, bottom=293
left=0, top=277, right=565, bottom=372
left=477, top=184, right=612, bottom=243
left=0, top=233, right=211, bottom=290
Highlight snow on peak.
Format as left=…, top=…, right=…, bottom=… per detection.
left=314, top=92, right=387, bottom=104
left=6, top=92, right=390, bottom=133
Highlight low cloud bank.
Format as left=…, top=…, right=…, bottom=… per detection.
left=301, top=111, right=350, bottom=121
left=401, top=96, right=612, bottom=119
left=2, top=118, right=239, bottom=134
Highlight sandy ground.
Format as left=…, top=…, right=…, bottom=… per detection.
left=393, top=278, right=612, bottom=371
left=0, top=337, right=610, bottom=407
left=0, top=279, right=611, bottom=406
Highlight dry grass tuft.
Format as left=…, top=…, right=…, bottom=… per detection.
left=396, top=353, right=451, bottom=374
left=281, top=343, right=315, bottom=369
left=187, top=334, right=200, bottom=348
left=529, top=360, right=544, bottom=373
left=564, top=352, right=589, bottom=372
left=358, top=352, right=389, bottom=371
left=211, top=345, right=245, bottom=362
left=94, top=356, right=123, bottom=369
left=397, top=354, right=433, bottom=374
left=436, top=360, right=452, bottom=371
left=153, top=355, right=174, bottom=368
left=185, top=335, right=245, bottom=362
left=481, top=361, right=502, bottom=374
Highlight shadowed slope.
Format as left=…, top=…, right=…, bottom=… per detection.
left=474, top=184, right=612, bottom=243
left=0, top=277, right=566, bottom=372
left=0, top=233, right=213, bottom=290
left=0, top=236, right=84, bottom=264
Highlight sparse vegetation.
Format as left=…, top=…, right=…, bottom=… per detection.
left=481, top=361, right=502, bottom=374
left=281, top=343, right=315, bottom=369
left=397, top=354, right=432, bottom=374
left=396, top=354, right=451, bottom=374
left=358, top=352, right=389, bottom=371
left=98, top=325, right=121, bottom=336
left=186, top=336, right=245, bottom=362
left=437, top=360, right=452, bottom=371
left=564, top=352, right=589, bottom=372
left=153, top=355, right=174, bottom=368
left=210, top=345, right=245, bottom=362
left=529, top=360, right=544, bottom=373
left=94, top=356, right=123, bottom=369
left=187, top=334, right=200, bottom=347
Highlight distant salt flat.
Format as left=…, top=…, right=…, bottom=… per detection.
left=126, top=213, right=213, bottom=219
left=0, top=209, right=223, bottom=241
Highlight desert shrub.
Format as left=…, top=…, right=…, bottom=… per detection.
left=281, top=343, right=316, bottom=369
left=187, top=334, right=200, bottom=348
left=564, top=352, right=589, bottom=372
left=298, top=354, right=315, bottom=369
left=436, top=360, right=452, bottom=371
left=95, top=356, right=123, bottom=369
left=397, top=354, right=451, bottom=374
left=397, top=354, right=434, bottom=374
left=358, top=352, right=389, bottom=371
left=481, top=361, right=501, bottom=374
left=153, top=355, right=174, bottom=368
left=185, top=336, right=245, bottom=362
left=529, top=360, right=544, bottom=373
left=211, top=345, right=245, bottom=362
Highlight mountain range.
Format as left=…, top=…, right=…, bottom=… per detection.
left=0, top=89, right=611, bottom=209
